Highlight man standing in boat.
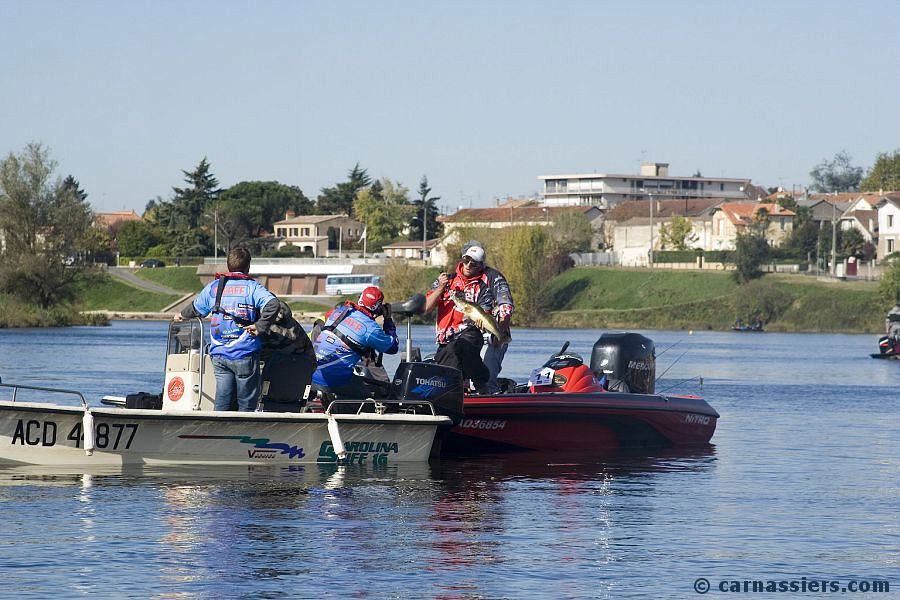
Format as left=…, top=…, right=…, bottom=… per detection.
left=424, top=241, right=514, bottom=394
left=174, top=247, right=279, bottom=411
left=311, top=286, right=399, bottom=398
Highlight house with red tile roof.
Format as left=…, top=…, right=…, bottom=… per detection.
left=710, top=203, right=795, bottom=249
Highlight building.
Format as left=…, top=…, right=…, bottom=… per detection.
left=876, top=195, right=900, bottom=258
left=709, top=203, right=795, bottom=250
left=272, top=213, right=364, bottom=257
left=838, top=195, right=879, bottom=245
left=95, top=209, right=141, bottom=230
left=539, top=163, right=751, bottom=209
left=432, top=201, right=603, bottom=265
left=604, top=198, right=723, bottom=266
left=381, top=239, right=438, bottom=259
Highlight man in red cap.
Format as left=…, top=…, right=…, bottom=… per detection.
left=311, top=286, right=398, bottom=398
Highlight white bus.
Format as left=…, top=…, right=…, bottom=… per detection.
left=324, top=274, right=382, bottom=296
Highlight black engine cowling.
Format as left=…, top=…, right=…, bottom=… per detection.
left=390, top=362, right=464, bottom=422
left=590, top=332, right=656, bottom=394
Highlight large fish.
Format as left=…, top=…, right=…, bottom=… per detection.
left=450, top=294, right=511, bottom=345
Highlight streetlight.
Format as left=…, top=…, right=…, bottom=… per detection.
left=640, top=188, right=654, bottom=267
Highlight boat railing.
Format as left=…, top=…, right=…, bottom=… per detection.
left=0, top=382, right=88, bottom=408
left=326, top=398, right=437, bottom=416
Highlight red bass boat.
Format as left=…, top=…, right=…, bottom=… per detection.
left=441, top=333, right=718, bottom=455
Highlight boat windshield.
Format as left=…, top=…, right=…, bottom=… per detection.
left=168, top=320, right=207, bottom=356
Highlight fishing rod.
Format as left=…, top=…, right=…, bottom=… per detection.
left=656, top=338, right=683, bottom=358
left=655, top=349, right=688, bottom=383
left=658, top=375, right=703, bottom=394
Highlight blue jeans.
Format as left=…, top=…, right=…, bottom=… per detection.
left=211, top=354, right=260, bottom=411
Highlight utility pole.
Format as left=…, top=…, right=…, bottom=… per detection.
left=831, top=201, right=837, bottom=275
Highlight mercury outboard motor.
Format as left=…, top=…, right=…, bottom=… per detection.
left=590, top=332, right=656, bottom=394
left=390, top=362, right=464, bottom=423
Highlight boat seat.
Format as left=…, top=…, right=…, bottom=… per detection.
left=260, top=351, right=315, bottom=409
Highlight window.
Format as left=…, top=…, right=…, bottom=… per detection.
left=290, top=228, right=298, bottom=237
left=889, top=215, right=894, bottom=228
left=720, top=183, right=724, bottom=191
left=780, top=219, right=786, bottom=230
left=888, top=239, right=895, bottom=253
left=301, top=227, right=310, bottom=236
left=276, top=228, right=285, bottom=237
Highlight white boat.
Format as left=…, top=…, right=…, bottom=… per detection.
left=0, top=319, right=451, bottom=467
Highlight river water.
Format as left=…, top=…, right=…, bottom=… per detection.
left=0, top=321, right=897, bottom=598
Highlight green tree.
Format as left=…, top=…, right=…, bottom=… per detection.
left=809, top=150, right=863, bottom=193
left=840, top=227, right=866, bottom=258
left=0, top=143, right=94, bottom=307
left=493, top=226, right=553, bottom=324
left=879, top=260, right=900, bottom=304
left=317, top=164, right=371, bottom=216
left=62, top=175, right=88, bottom=201
left=658, top=215, right=695, bottom=250
left=408, top=175, right=442, bottom=242
left=860, top=150, right=900, bottom=192
left=116, top=220, right=162, bottom=256
left=172, top=157, right=220, bottom=230
left=733, top=212, right=770, bottom=283
left=547, top=212, right=594, bottom=254
left=213, top=181, right=313, bottom=251
left=353, top=177, right=414, bottom=251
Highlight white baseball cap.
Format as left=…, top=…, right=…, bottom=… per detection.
left=462, top=244, right=485, bottom=263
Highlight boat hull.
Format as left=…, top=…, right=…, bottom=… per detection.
left=445, top=392, right=718, bottom=454
left=0, top=401, right=447, bottom=466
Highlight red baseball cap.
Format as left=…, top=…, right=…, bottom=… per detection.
left=357, top=286, right=384, bottom=313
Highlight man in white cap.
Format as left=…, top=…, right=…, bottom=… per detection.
left=424, top=240, right=514, bottom=393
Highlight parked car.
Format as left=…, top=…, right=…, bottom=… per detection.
left=140, top=259, right=166, bottom=268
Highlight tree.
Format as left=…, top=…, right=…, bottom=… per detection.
left=116, top=220, right=162, bottom=256
left=212, top=181, right=313, bottom=251
left=493, top=226, right=553, bottom=324
left=408, top=175, right=442, bottom=242
left=657, top=216, right=695, bottom=250
left=860, top=150, right=900, bottom=192
left=840, top=227, right=866, bottom=258
left=879, top=260, right=900, bottom=304
left=172, top=157, right=220, bottom=230
left=809, top=150, right=863, bottom=193
left=352, top=177, right=414, bottom=251
left=0, top=143, right=94, bottom=307
left=732, top=212, right=770, bottom=283
left=62, top=175, right=87, bottom=201
left=547, top=212, right=594, bottom=254
left=316, top=164, right=371, bottom=216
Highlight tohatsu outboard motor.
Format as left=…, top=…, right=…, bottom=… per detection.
left=390, top=362, right=464, bottom=423
left=590, top=332, right=656, bottom=394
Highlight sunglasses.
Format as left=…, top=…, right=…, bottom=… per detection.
left=462, top=256, right=482, bottom=266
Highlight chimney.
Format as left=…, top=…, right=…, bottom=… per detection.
left=285, top=210, right=295, bottom=219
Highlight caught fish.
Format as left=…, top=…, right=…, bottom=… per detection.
left=450, top=294, right=511, bottom=345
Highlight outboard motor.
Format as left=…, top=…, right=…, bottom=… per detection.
left=590, top=332, right=656, bottom=394
left=390, top=362, right=464, bottom=423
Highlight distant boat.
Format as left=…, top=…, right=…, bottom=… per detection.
left=732, top=321, right=764, bottom=332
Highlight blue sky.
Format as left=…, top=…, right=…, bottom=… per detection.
left=2, top=0, right=898, bottom=212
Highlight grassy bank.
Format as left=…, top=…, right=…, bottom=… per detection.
left=73, top=273, right=179, bottom=312
left=134, top=266, right=204, bottom=293
left=0, top=294, right=109, bottom=328
left=544, top=268, right=887, bottom=333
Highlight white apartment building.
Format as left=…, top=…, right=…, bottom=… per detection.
left=539, top=163, right=751, bottom=209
